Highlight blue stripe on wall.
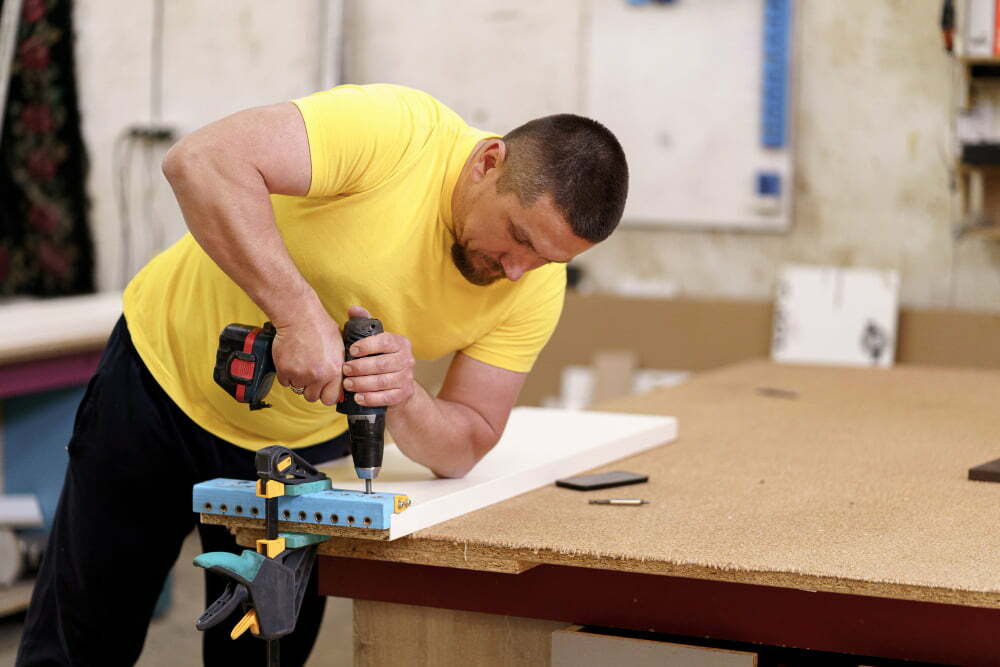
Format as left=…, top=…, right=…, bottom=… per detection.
left=762, top=0, right=792, bottom=148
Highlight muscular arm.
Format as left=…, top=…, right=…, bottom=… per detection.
left=162, top=103, right=314, bottom=323
left=341, top=328, right=525, bottom=478
left=162, top=103, right=345, bottom=404
left=390, top=354, right=525, bottom=478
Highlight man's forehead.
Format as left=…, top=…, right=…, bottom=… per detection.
left=513, top=194, right=593, bottom=262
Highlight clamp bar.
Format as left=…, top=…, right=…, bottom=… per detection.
left=194, top=478, right=404, bottom=531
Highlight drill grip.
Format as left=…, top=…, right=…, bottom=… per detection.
left=337, top=317, right=387, bottom=417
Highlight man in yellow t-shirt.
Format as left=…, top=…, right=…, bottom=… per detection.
left=16, top=84, right=628, bottom=666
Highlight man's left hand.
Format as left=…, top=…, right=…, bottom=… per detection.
left=341, top=305, right=416, bottom=409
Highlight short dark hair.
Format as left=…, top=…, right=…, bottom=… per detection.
left=496, top=114, right=628, bottom=243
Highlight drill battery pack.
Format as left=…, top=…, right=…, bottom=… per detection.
left=214, top=322, right=277, bottom=410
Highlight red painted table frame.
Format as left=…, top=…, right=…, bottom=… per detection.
left=320, top=556, right=1000, bottom=666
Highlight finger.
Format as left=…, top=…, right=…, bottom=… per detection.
left=347, top=305, right=371, bottom=319
left=343, top=369, right=409, bottom=394
left=347, top=332, right=404, bottom=358
left=303, top=382, right=324, bottom=403
left=354, top=387, right=409, bottom=407
left=278, top=373, right=306, bottom=390
left=319, top=380, right=340, bottom=406
left=343, top=352, right=411, bottom=377
left=317, top=365, right=343, bottom=405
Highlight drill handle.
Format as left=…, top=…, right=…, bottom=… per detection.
left=341, top=317, right=384, bottom=360
left=338, top=317, right=388, bottom=417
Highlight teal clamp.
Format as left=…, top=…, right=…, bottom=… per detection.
left=194, top=545, right=317, bottom=640
left=283, top=479, right=331, bottom=496
left=279, top=532, right=330, bottom=549
left=193, top=550, right=264, bottom=585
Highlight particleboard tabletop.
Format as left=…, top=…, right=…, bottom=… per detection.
left=230, top=360, right=1000, bottom=608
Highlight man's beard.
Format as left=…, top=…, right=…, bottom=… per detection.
left=451, top=242, right=503, bottom=286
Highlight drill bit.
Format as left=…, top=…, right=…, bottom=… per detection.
left=589, top=498, right=649, bottom=506
left=365, top=479, right=372, bottom=494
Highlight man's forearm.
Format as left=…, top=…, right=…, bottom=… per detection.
left=386, top=383, right=500, bottom=478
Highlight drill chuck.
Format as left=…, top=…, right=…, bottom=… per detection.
left=346, top=413, right=385, bottom=480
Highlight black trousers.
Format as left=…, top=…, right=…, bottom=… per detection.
left=15, top=317, right=350, bottom=666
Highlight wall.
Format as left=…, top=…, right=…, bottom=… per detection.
left=344, top=0, right=1000, bottom=312
left=73, top=1, right=329, bottom=291
left=62, top=1, right=1000, bottom=309
left=583, top=1, right=984, bottom=310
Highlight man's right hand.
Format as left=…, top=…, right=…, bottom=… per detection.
left=271, top=300, right=345, bottom=406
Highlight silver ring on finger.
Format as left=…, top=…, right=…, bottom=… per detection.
left=290, top=385, right=305, bottom=395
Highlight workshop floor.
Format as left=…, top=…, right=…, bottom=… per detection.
left=0, top=531, right=353, bottom=666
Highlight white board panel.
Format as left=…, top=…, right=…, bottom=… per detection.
left=585, top=0, right=793, bottom=230
left=771, top=264, right=900, bottom=368
left=318, top=407, right=677, bottom=540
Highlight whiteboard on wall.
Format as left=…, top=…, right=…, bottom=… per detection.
left=585, top=0, right=794, bottom=231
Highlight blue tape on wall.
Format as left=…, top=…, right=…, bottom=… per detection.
left=762, top=0, right=791, bottom=148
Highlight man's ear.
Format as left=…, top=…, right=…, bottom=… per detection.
left=471, top=139, right=507, bottom=182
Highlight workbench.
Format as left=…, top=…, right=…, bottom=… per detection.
left=222, top=360, right=1000, bottom=665
left=1, top=293, right=122, bottom=614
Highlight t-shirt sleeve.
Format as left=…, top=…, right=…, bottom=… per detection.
left=461, top=264, right=568, bottom=373
left=291, top=84, right=431, bottom=197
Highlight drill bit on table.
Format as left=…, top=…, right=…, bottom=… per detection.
left=589, top=498, right=649, bottom=506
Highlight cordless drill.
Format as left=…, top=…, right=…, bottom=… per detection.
left=213, top=316, right=387, bottom=493
left=336, top=318, right=387, bottom=494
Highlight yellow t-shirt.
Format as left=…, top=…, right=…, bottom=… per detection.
left=123, top=84, right=567, bottom=450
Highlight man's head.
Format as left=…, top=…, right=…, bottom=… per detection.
left=451, top=114, right=628, bottom=286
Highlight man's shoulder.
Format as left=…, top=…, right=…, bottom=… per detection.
left=327, top=84, right=464, bottom=125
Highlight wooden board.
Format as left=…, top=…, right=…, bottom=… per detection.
left=306, top=362, right=1000, bottom=613
left=552, top=626, right=758, bottom=667
left=314, top=407, right=677, bottom=540
left=354, top=600, right=567, bottom=667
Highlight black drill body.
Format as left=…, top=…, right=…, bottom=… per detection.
left=336, top=317, right=387, bottom=493
left=214, top=316, right=387, bottom=492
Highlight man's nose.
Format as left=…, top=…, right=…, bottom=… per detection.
left=500, top=254, right=528, bottom=281
left=501, top=251, right=545, bottom=281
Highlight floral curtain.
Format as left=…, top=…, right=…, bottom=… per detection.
left=0, top=0, right=93, bottom=297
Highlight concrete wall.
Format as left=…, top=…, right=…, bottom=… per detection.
left=71, top=0, right=1000, bottom=311
left=74, top=1, right=327, bottom=291
left=581, top=1, right=986, bottom=310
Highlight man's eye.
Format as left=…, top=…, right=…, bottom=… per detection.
left=509, top=226, right=529, bottom=246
